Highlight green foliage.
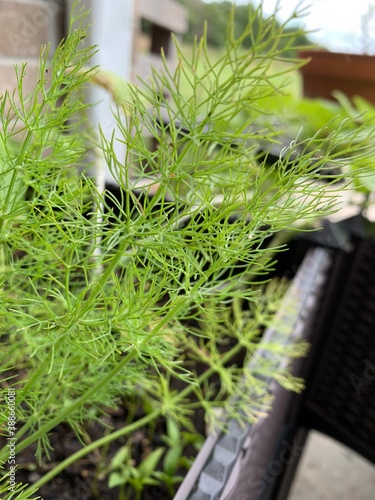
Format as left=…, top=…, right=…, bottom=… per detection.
left=255, top=87, right=375, bottom=205
left=0, top=3, right=374, bottom=499
left=108, top=444, right=164, bottom=499
left=106, top=416, right=203, bottom=498
left=179, top=0, right=312, bottom=55
left=156, top=417, right=204, bottom=494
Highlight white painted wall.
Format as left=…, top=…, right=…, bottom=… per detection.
left=67, top=0, right=135, bottom=186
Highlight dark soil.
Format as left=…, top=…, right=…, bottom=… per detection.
left=9, top=403, right=206, bottom=500
left=4, top=233, right=305, bottom=499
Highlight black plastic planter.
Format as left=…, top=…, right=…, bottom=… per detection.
left=175, top=246, right=333, bottom=500
left=103, top=175, right=375, bottom=499
left=269, top=216, right=375, bottom=500
left=175, top=215, right=375, bottom=500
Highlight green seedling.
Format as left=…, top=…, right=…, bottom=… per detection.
left=108, top=443, right=164, bottom=500
left=1, top=2, right=374, bottom=499
left=154, top=417, right=205, bottom=495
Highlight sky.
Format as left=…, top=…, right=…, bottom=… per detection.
left=215, top=1, right=375, bottom=53
left=256, top=0, right=375, bottom=53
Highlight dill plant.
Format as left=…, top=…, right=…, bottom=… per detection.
left=0, top=3, right=374, bottom=499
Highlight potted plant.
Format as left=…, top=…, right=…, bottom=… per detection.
left=0, top=3, right=374, bottom=500
left=299, top=5, right=375, bottom=104
left=176, top=213, right=375, bottom=500
left=299, top=49, right=375, bottom=104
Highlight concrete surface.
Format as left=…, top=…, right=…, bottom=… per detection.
left=288, top=431, right=375, bottom=500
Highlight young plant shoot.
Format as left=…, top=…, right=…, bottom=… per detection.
left=0, top=3, right=373, bottom=499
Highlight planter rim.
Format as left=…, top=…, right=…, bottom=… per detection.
left=174, top=247, right=332, bottom=500
left=299, top=49, right=375, bottom=90
left=299, top=49, right=375, bottom=61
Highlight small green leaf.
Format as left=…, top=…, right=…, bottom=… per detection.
left=108, top=471, right=128, bottom=489
left=164, top=445, right=183, bottom=476
left=141, top=477, right=162, bottom=486
left=110, top=445, right=130, bottom=469
left=138, top=447, right=165, bottom=478
left=357, top=173, right=375, bottom=192
left=166, top=417, right=181, bottom=442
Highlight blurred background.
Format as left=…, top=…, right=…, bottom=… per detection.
left=1, top=1, right=375, bottom=498
left=250, top=0, right=375, bottom=53
left=174, top=2, right=375, bottom=498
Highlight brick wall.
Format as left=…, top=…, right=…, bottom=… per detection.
left=0, top=0, right=187, bottom=183
left=0, top=0, right=188, bottom=101
left=0, top=0, right=64, bottom=97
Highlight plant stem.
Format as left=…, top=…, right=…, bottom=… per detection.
left=10, top=238, right=134, bottom=442
left=20, top=408, right=161, bottom=498
left=19, top=342, right=245, bottom=497
left=0, top=348, right=137, bottom=463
